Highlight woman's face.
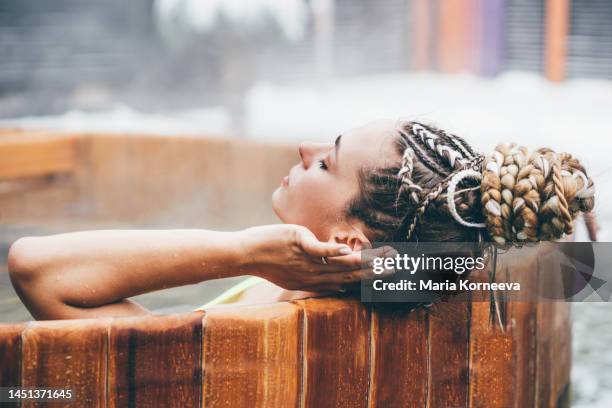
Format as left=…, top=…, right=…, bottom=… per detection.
left=272, top=120, right=400, bottom=240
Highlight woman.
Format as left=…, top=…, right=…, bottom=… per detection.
left=8, top=120, right=595, bottom=320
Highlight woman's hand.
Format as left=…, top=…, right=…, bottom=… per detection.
left=239, top=224, right=394, bottom=292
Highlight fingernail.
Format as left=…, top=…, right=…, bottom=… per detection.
left=339, top=246, right=352, bottom=255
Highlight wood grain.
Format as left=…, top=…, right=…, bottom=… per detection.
left=550, top=301, right=571, bottom=408
left=468, top=298, right=515, bottom=408
left=21, top=318, right=110, bottom=408
left=535, top=251, right=556, bottom=408
left=202, top=303, right=302, bottom=408
left=368, top=307, right=428, bottom=408
left=0, top=323, right=25, bottom=388
left=427, top=301, right=470, bottom=408
left=505, top=248, right=539, bottom=408
left=0, top=133, right=79, bottom=180
left=108, top=313, right=203, bottom=408
left=294, top=297, right=370, bottom=408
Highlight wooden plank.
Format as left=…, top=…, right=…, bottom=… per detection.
left=0, top=323, right=24, bottom=388
left=535, top=301, right=554, bottom=407
left=21, top=318, right=109, bottom=408
left=545, top=0, right=570, bottom=82
left=108, top=313, right=203, bottom=408
left=80, top=133, right=294, bottom=227
left=468, top=298, right=515, bottom=407
left=202, top=303, right=302, bottom=408
left=295, top=297, right=370, bottom=408
left=505, top=248, right=539, bottom=408
left=533, top=244, right=572, bottom=408
left=0, top=134, right=79, bottom=180
left=428, top=301, right=470, bottom=408
left=535, top=252, right=555, bottom=408
left=550, top=301, right=571, bottom=407
left=368, top=307, right=428, bottom=407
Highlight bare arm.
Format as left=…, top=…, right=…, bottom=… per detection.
left=8, top=226, right=369, bottom=320
left=8, top=230, right=250, bottom=319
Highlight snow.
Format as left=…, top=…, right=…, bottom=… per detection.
left=0, top=104, right=231, bottom=137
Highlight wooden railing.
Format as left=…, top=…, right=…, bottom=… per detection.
left=0, top=293, right=570, bottom=407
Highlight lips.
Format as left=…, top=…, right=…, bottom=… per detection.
left=282, top=164, right=300, bottom=187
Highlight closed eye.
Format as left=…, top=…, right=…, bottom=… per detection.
left=318, top=159, right=328, bottom=170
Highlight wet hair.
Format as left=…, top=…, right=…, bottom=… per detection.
left=346, top=121, right=595, bottom=246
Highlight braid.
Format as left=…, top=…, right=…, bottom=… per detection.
left=398, top=122, right=484, bottom=240
left=396, top=145, right=421, bottom=205
left=404, top=174, right=454, bottom=240
left=347, top=120, right=594, bottom=247
left=481, top=144, right=595, bottom=244
left=400, top=127, right=449, bottom=176
left=409, top=122, right=472, bottom=171
left=441, top=131, right=477, bottom=160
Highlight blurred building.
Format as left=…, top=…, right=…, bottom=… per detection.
left=0, top=0, right=158, bottom=114
left=410, top=0, right=612, bottom=81
left=0, top=0, right=610, bottom=118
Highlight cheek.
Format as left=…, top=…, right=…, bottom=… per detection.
left=275, top=172, right=338, bottom=228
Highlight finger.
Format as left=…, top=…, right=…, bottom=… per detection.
left=319, top=252, right=363, bottom=268
left=310, top=261, right=362, bottom=274
left=299, top=233, right=352, bottom=258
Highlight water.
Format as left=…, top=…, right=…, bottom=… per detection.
left=572, top=303, right=612, bottom=407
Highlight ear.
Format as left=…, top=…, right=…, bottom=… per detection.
left=328, top=224, right=371, bottom=251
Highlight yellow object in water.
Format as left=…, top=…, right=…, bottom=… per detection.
left=194, top=276, right=265, bottom=310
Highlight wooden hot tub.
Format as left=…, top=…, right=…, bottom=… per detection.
left=0, top=130, right=570, bottom=407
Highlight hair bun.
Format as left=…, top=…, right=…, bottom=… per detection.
left=480, top=144, right=595, bottom=244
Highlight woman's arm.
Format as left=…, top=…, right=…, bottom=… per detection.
left=8, top=226, right=368, bottom=320
left=8, top=229, right=249, bottom=319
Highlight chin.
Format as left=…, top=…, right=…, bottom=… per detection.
left=271, top=188, right=286, bottom=222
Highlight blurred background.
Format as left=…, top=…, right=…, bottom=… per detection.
left=0, top=1, right=611, bottom=406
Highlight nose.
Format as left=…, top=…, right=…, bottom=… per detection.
left=299, top=142, right=333, bottom=168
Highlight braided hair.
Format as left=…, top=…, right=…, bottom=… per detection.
left=346, top=122, right=595, bottom=246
